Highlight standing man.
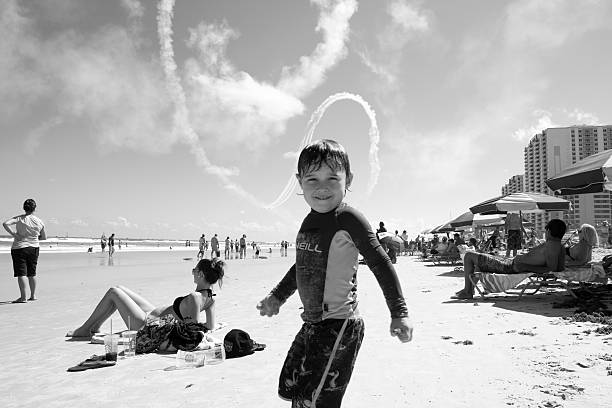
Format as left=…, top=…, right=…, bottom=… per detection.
left=108, top=233, right=115, bottom=257
left=198, top=234, right=206, bottom=260
left=224, top=236, right=231, bottom=259
left=505, top=211, right=527, bottom=257
left=3, top=199, right=46, bottom=303
left=211, top=234, right=220, bottom=258
left=240, top=234, right=247, bottom=259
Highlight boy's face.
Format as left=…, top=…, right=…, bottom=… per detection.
left=296, top=162, right=352, bottom=213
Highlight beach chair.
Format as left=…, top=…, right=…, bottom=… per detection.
left=430, top=251, right=461, bottom=266
left=469, top=263, right=609, bottom=300
left=516, top=265, right=608, bottom=299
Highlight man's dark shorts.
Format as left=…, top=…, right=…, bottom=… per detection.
left=475, top=252, right=516, bottom=274
left=11, top=247, right=40, bottom=277
left=507, top=230, right=522, bottom=250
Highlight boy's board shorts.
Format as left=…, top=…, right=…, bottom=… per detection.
left=11, top=247, right=40, bottom=277
left=475, top=252, right=516, bottom=274
left=279, top=317, right=364, bottom=408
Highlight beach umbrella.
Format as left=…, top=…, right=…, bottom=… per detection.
left=469, top=192, right=570, bottom=215
left=430, top=221, right=455, bottom=233
left=545, top=150, right=612, bottom=195
left=378, top=232, right=405, bottom=251
left=449, top=211, right=476, bottom=228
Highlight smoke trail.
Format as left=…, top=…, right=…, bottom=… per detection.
left=157, top=2, right=380, bottom=211
left=265, top=92, right=381, bottom=209
left=158, top=0, right=264, bottom=204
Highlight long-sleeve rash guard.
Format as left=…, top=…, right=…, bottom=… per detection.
left=271, top=203, right=409, bottom=322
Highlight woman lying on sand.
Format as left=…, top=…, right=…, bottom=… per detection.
left=67, top=258, right=225, bottom=338
left=565, top=224, right=599, bottom=266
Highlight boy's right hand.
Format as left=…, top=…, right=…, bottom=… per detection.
left=256, top=294, right=281, bottom=317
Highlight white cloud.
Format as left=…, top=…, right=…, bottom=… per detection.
left=513, top=111, right=557, bottom=141
left=106, top=217, right=137, bottom=228
left=505, top=0, right=611, bottom=49
left=0, top=1, right=175, bottom=154
left=357, top=0, right=432, bottom=85
left=567, top=109, right=600, bottom=126
left=25, top=117, right=63, bottom=155
left=70, top=219, right=89, bottom=227
left=388, top=0, right=430, bottom=33
left=239, top=220, right=284, bottom=233
left=47, top=217, right=60, bottom=225
left=277, top=0, right=358, bottom=98
left=120, top=0, right=144, bottom=19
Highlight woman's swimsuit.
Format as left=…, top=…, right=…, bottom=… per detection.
left=172, top=289, right=214, bottom=320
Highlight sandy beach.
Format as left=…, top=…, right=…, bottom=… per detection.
left=1, top=250, right=611, bottom=408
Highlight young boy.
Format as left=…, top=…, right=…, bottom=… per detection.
left=257, top=139, right=413, bottom=407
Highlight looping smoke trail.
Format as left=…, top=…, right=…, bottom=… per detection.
left=157, top=2, right=380, bottom=212
left=265, top=92, right=380, bottom=209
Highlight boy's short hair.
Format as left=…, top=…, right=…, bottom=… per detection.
left=297, top=139, right=351, bottom=179
left=23, top=199, right=36, bottom=213
left=545, top=219, right=567, bottom=239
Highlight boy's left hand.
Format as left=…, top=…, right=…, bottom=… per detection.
left=390, top=317, right=413, bottom=343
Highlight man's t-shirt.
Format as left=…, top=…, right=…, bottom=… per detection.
left=10, top=214, right=45, bottom=249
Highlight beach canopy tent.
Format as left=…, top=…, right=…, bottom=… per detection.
left=469, top=192, right=570, bottom=215
left=545, top=149, right=612, bottom=195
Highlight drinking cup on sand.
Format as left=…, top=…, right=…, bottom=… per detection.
left=203, top=342, right=226, bottom=365
left=121, top=331, right=137, bottom=358
left=104, top=334, right=120, bottom=362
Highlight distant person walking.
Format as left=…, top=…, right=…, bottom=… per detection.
left=224, top=237, right=230, bottom=259
left=198, top=234, right=206, bottom=260
left=240, top=234, right=247, bottom=259
left=100, top=233, right=107, bottom=252
left=211, top=234, right=220, bottom=258
left=108, top=233, right=115, bottom=257
left=3, top=199, right=46, bottom=303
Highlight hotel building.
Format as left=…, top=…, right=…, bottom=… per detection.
left=501, top=175, right=524, bottom=196
left=523, top=125, right=612, bottom=234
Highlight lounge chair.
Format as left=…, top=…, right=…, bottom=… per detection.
left=469, top=263, right=609, bottom=300
left=430, top=251, right=461, bottom=266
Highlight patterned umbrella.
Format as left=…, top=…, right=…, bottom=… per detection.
left=469, top=192, right=570, bottom=215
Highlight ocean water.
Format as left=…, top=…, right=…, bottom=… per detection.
left=0, top=236, right=290, bottom=254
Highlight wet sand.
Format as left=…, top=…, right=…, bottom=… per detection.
left=0, top=250, right=610, bottom=408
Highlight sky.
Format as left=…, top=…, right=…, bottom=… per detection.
left=1, top=0, right=611, bottom=242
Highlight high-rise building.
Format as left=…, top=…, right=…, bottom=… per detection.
left=502, top=175, right=524, bottom=196
left=524, top=125, right=612, bottom=234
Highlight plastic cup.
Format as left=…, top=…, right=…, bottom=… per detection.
left=121, top=331, right=137, bottom=358
left=104, top=334, right=120, bottom=362
left=204, top=343, right=226, bottom=365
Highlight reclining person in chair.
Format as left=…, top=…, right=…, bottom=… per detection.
left=452, top=219, right=567, bottom=300
left=565, top=224, right=599, bottom=267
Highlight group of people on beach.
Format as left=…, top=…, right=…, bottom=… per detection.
left=8, top=138, right=603, bottom=407
left=61, top=139, right=413, bottom=407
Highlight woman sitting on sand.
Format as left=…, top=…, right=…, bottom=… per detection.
left=565, top=224, right=598, bottom=266
left=67, top=258, right=225, bottom=351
